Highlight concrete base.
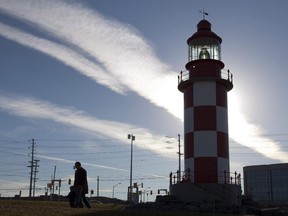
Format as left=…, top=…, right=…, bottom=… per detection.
left=170, top=183, right=242, bottom=206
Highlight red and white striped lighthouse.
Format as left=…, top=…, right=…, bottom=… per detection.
left=178, top=19, right=233, bottom=184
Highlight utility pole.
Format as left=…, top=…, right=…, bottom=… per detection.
left=33, top=159, right=40, bottom=197
left=128, top=134, right=135, bottom=202
left=176, top=134, right=183, bottom=181
left=28, top=139, right=40, bottom=198
left=52, top=166, right=56, bottom=195
left=97, top=176, right=99, bottom=197
left=28, top=139, right=35, bottom=198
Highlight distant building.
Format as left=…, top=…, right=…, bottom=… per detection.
left=243, top=163, right=288, bottom=205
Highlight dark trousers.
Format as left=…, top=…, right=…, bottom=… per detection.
left=82, top=194, right=91, bottom=208
left=74, top=185, right=83, bottom=207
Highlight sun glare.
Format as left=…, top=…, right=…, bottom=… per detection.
left=228, top=92, right=288, bottom=162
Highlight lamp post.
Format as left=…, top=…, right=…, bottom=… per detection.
left=128, top=134, right=135, bottom=201
left=142, top=187, right=150, bottom=203
left=112, top=182, right=121, bottom=198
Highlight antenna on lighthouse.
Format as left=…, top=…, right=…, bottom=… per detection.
left=199, top=9, right=208, bottom=20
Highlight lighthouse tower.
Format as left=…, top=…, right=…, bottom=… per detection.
left=178, top=19, right=233, bottom=184
left=169, top=19, right=241, bottom=206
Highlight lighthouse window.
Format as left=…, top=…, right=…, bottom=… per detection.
left=188, top=37, right=221, bottom=61
left=199, top=47, right=210, bottom=59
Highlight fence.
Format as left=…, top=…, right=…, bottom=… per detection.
left=178, top=69, right=233, bottom=85
left=169, top=169, right=241, bottom=185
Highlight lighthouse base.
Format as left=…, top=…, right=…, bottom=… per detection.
left=170, top=183, right=241, bottom=207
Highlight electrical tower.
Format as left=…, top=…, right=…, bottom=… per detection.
left=28, top=139, right=40, bottom=198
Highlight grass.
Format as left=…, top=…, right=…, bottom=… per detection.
left=0, top=200, right=116, bottom=216
left=0, top=200, right=241, bottom=216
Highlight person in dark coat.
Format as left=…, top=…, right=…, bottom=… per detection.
left=74, top=161, right=91, bottom=208
left=67, top=186, right=76, bottom=208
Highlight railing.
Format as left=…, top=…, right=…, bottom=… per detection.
left=169, top=169, right=241, bottom=186
left=178, top=69, right=233, bottom=85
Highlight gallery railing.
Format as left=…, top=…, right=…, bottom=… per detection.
left=169, top=169, right=241, bottom=185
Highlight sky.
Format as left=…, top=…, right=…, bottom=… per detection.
left=0, top=0, right=288, bottom=201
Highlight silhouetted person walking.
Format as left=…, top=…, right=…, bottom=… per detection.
left=74, top=161, right=91, bottom=208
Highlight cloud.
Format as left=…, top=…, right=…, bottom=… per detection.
left=0, top=0, right=286, bottom=164
left=0, top=179, right=29, bottom=193
left=37, top=149, right=168, bottom=182
left=229, top=92, right=288, bottom=162
left=0, top=22, right=125, bottom=94
left=37, top=155, right=128, bottom=172
left=0, top=95, right=176, bottom=156
left=0, top=0, right=183, bottom=119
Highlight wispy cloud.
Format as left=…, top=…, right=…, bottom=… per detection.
left=0, top=0, right=182, bottom=119
left=0, top=95, right=175, bottom=156
left=38, top=155, right=167, bottom=179
left=229, top=92, right=288, bottom=162
left=0, top=0, right=286, bottom=163
left=37, top=155, right=128, bottom=172
left=0, top=22, right=125, bottom=93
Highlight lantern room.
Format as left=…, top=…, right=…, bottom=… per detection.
left=188, top=37, right=221, bottom=61
left=187, top=20, right=222, bottom=61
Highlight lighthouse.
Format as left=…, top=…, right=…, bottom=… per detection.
left=178, top=19, right=233, bottom=184
left=169, top=19, right=241, bottom=206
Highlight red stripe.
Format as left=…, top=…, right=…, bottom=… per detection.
left=194, top=157, right=218, bottom=183
left=217, top=132, right=229, bottom=158
left=184, top=132, right=194, bottom=159
left=194, top=106, right=216, bottom=131
left=216, top=84, right=227, bottom=107
left=184, top=85, right=193, bottom=108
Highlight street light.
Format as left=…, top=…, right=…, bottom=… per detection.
left=142, top=187, right=150, bottom=203
left=128, top=134, right=135, bottom=201
left=112, top=182, right=121, bottom=198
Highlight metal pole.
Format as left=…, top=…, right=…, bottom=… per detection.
left=128, top=134, right=135, bottom=201
left=33, top=159, right=39, bottom=197
left=112, top=182, right=121, bottom=198
left=28, top=139, right=35, bottom=198
left=52, top=166, right=56, bottom=195
left=58, top=179, right=61, bottom=201
left=177, top=134, right=182, bottom=181
left=97, top=176, right=99, bottom=197
left=143, top=187, right=150, bottom=203
left=129, top=135, right=133, bottom=201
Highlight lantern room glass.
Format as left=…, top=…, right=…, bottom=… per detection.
left=188, top=37, right=221, bottom=61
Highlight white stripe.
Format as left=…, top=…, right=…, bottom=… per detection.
left=217, top=157, right=230, bottom=183
left=194, top=131, right=217, bottom=157
left=184, top=107, right=194, bottom=133
left=193, top=81, right=216, bottom=106
left=217, top=106, right=228, bottom=133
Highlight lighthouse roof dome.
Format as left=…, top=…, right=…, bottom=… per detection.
left=197, top=19, right=211, bottom=30
left=187, top=19, right=222, bottom=44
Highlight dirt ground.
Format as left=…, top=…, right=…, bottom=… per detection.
left=0, top=200, right=120, bottom=216
left=0, top=199, right=241, bottom=216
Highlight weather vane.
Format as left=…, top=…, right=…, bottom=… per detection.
left=199, top=9, right=208, bottom=20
